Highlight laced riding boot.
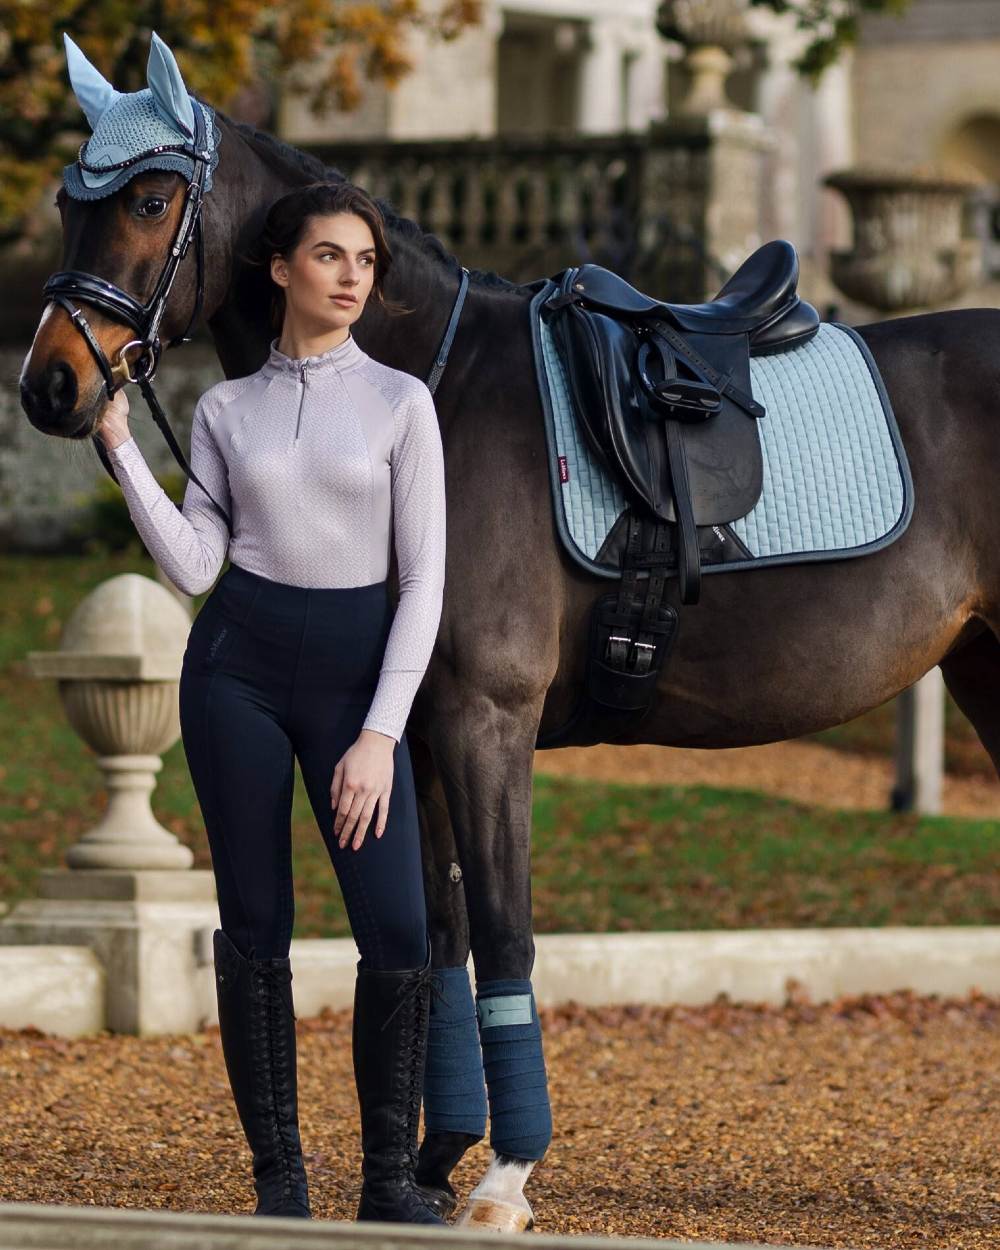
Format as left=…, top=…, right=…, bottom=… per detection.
left=352, top=954, right=447, bottom=1224
left=213, top=929, right=311, bottom=1218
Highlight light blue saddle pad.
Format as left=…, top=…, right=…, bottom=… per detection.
left=529, top=281, right=913, bottom=581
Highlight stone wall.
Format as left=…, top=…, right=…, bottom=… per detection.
left=860, top=0, right=997, bottom=43
left=0, top=345, right=224, bottom=553
left=853, top=37, right=1000, bottom=175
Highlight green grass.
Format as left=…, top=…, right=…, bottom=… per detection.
left=2, top=551, right=998, bottom=935
left=530, top=775, right=999, bottom=930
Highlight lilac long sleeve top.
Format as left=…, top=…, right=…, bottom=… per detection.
left=105, top=333, right=446, bottom=744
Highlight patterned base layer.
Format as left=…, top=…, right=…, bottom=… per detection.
left=529, top=281, right=914, bottom=581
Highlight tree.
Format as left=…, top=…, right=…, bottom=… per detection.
left=0, top=0, right=480, bottom=242
left=749, top=0, right=914, bottom=79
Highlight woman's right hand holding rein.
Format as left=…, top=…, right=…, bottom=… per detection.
left=98, top=387, right=132, bottom=451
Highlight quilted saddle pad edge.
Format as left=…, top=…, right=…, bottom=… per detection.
left=528, top=280, right=914, bottom=582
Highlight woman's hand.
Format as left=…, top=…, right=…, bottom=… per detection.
left=97, top=387, right=132, bottom=450
left=331, top=729, right=396, bottom=850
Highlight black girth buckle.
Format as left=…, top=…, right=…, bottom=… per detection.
left=605, top=631, right=657, bottom=675
left=588, top=593, right=678, bottom=713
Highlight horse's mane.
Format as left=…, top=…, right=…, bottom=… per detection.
left=223, top=112, right=535, bottom=296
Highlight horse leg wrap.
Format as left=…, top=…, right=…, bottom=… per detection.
left=475, top=978, right=552, bottom=1161
left=423, top=965, right=488, bottom=1137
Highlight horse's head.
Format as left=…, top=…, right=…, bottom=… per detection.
left=20, top=32, right=222, bottom=438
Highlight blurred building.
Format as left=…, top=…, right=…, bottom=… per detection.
left=277, top=0, right=1000, bottom=307
left=853, top=0, right=1000, bottom=280
left=278, top=0, right=668, bottom=143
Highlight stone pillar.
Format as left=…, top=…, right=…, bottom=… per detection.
left=808, top=53, right=855, bottom=297
left=748, top=15, right=807, bottom=250
left=892, top=670, right=945, bottom=816
left=578, top=17, right=623, bottom=133
left=623, top=30, right=668, bottom=131
left=640, top=109, right=773, bottom=300
left=1, top=574, right=220, bottom=1035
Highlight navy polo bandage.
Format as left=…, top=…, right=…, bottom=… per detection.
left=475, top=978, right=552, bottom=1161
left=422, top=966, right=487, bottom=1137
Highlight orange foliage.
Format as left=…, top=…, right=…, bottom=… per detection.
left=0, top=0, right=482, bottom=239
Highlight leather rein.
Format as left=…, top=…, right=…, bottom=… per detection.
left=43, top=111, right=470, bottom=535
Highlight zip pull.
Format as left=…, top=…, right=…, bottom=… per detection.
left=294, top=364, right=307, bottom=443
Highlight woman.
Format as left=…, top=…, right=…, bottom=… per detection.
left=98, top=181, right=447, bottom=1225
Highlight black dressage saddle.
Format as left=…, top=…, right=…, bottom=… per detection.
left=533, top=240, right=821, bottom=747
left=543, top=239, right=820, bottom=605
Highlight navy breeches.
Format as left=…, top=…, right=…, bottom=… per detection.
left=178, top=561, right=428, bottom=970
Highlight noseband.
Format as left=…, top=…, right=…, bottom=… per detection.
left=42, top=103, right=469, bottom=539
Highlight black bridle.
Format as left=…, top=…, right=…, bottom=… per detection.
left=43, top=104, right=469, bottom=537
left=41, top=105, right=226, bottom=520
left=45, top=108, right=211, bottom=396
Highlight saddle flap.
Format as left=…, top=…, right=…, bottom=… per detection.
left=543, top=299, right=763, bottom=527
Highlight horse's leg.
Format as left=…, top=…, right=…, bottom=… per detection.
left=407, top=729, right=487, bottom=1218
left=427, top=690, right=551, bottom=1232
left=938, top=624, right=1000, bottom=774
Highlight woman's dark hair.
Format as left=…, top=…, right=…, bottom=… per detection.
left=246, top=181, right=410, bottom=333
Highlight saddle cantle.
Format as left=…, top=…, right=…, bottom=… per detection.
left=542, top=240, right=821, bottom=606
left=563, top=240, right=820, bottom=348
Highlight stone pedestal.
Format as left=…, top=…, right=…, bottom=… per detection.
left=0, top=870, right=219, bottom=1035
left=640, top=109, right=773, bottom=299
left=5, top=573, right=219, bottom=1035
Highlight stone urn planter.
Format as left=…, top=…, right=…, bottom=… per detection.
left=25, top=572, right=192, bottom=870
left=3, top=573, right=223, bottom=1035
left=656, top=0, right=750, bottom=114
left=824, top=168, right=982, bottom=311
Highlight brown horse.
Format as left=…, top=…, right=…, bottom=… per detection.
left=20, top=102, right=1000, bottom=1228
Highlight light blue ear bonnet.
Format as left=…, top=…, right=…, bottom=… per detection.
left=62, top=31, right=220, bottom=201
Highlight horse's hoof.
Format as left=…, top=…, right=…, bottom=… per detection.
left=455, top=1196, right=534, bottom=1232
left=416, top=1183, right=459, bottom=1220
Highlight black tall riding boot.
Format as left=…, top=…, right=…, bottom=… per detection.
left=352, top=956, right=447, bottom=1224
left=213, top=929, right=311, bottom=1218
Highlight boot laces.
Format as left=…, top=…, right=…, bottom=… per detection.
left=247, top=958, right=303, bottom=1192
left=250, top=960, right=297, bottom=1024
left=379, top=965, right=446, bottom=1033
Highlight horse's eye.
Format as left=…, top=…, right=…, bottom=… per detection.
left=135, top=197, right=168, bottom=218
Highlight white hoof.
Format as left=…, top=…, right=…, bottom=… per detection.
left=455, top=1195, right=534, bottom=1232
left=455, top=1156, right=537, bottom=1232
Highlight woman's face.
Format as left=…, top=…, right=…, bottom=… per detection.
left=270, top=211, right=377, bottom=334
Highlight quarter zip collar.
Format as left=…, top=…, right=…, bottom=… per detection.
left=263, top=332, right=365, bottom=377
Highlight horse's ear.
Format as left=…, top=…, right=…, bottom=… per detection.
left=146, top=31, right=195, bottom=139
left=63, top=33, right=121, bottom=131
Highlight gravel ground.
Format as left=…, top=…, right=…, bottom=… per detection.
left=2, top=992, right=998, bottom=1247
left=535, top=741, right=1000, bottom=820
